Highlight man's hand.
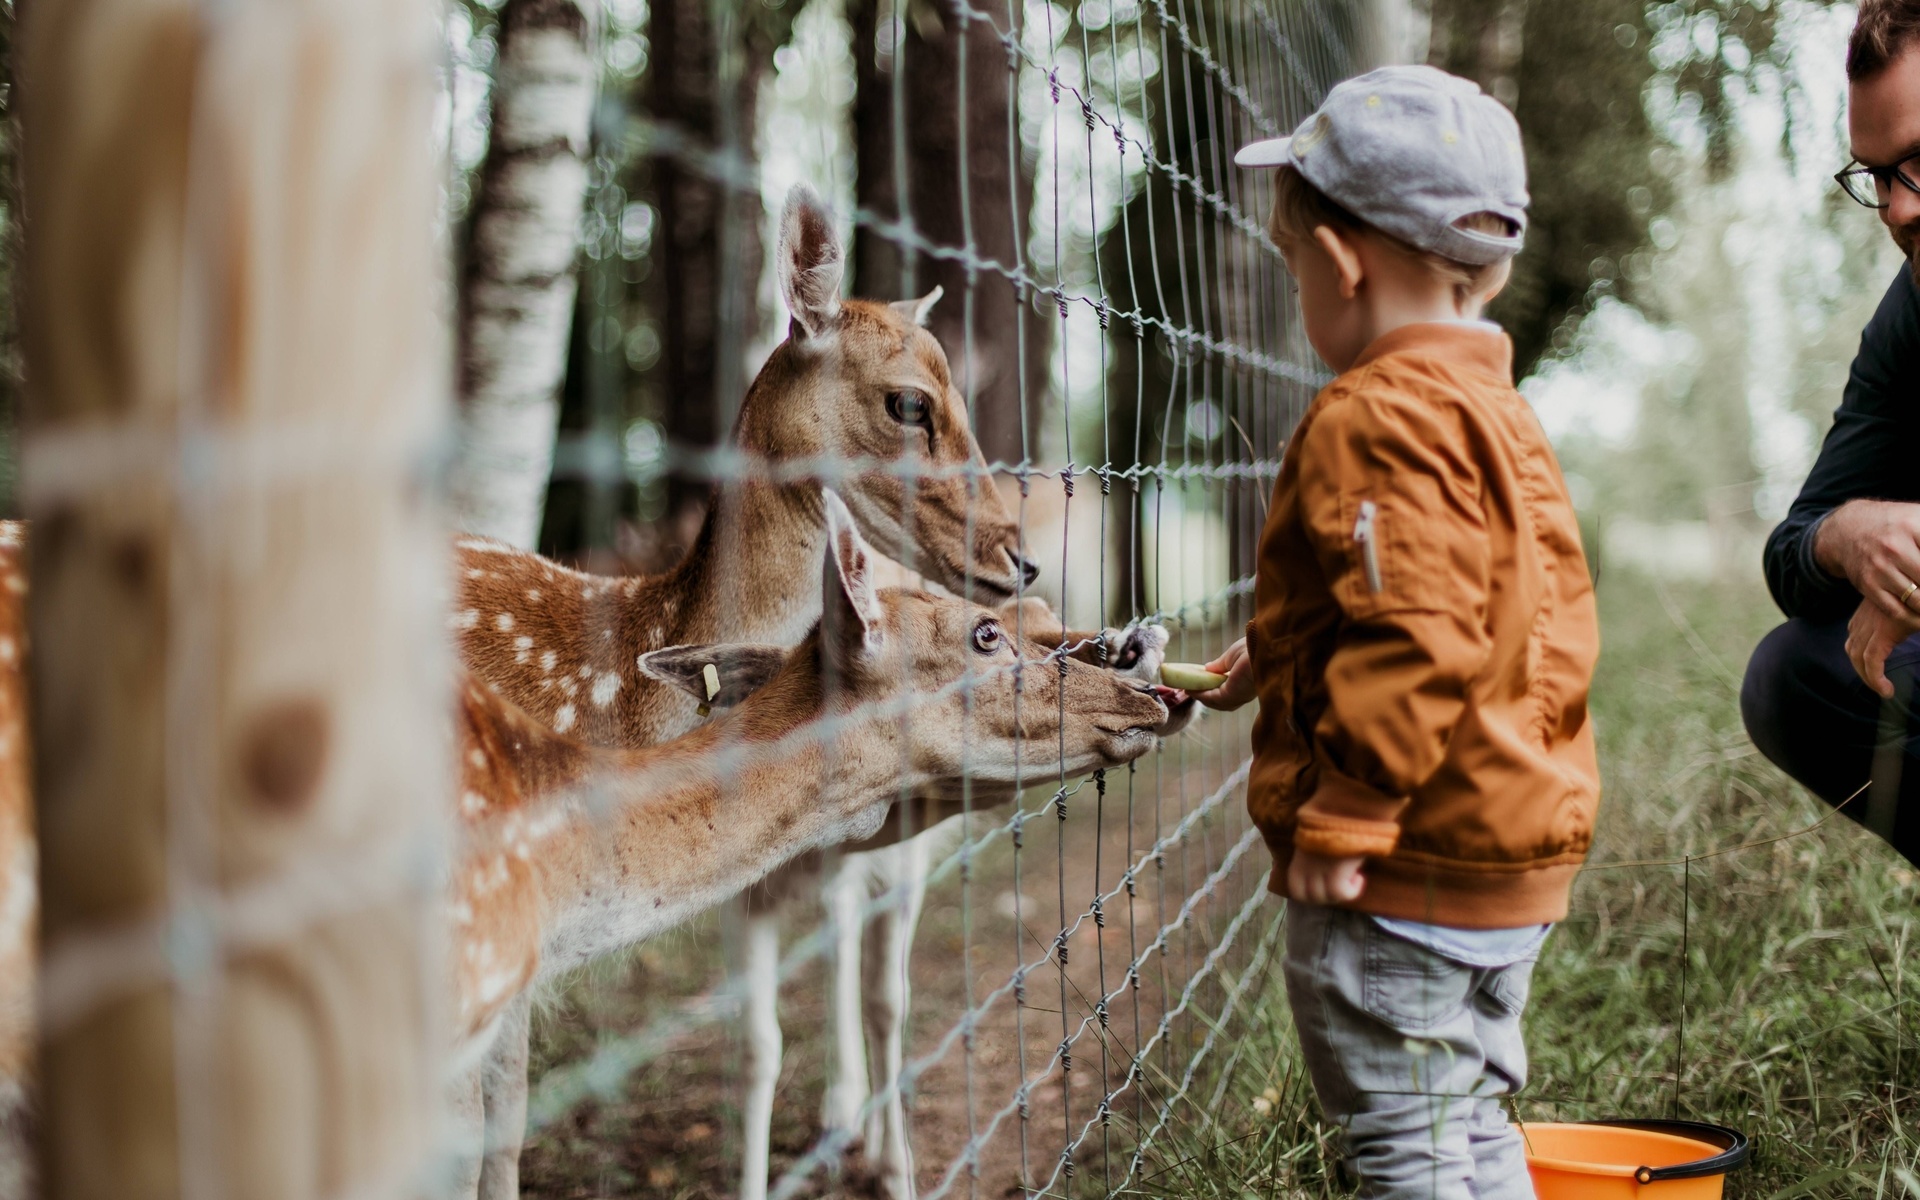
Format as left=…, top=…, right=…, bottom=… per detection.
left=1189, top=637, right=1257, bottom=712
left=1846, top=596, right=1920, bottom=698
left=1287, top=850, right=1367, bottom=905
left=1816, top=499, right=1920, bottom=623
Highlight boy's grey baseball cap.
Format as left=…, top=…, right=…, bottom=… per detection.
left=1236, top=64, right=1528, bottom=266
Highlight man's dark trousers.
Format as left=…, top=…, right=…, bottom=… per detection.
left=1748, top=264, right=1920, bottom=863
left=1742, top=621, right=1920, bottom=861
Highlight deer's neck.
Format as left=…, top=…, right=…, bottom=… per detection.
left=672, top=480, right=826, bottom=648
left=453, top=480, right=826, bottom=749
left=522, top=699, right=891, bottom=974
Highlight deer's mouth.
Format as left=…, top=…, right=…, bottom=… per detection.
left=1093, top=689, right=1172, bottom=756
left=952, top=571, right=1020, bottom=604
left=924, top=546, right=1023, bottom=604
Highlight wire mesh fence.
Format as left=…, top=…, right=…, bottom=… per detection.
left=14, top=2, right=1920, bottom=1198
left=480, top=0, right=1380, bottom=1197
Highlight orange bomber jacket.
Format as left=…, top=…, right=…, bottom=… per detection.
left=1246, top=321, right=1601, bottom=928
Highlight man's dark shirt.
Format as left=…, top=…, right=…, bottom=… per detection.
left=1765, top=266, right=1920, bottom=622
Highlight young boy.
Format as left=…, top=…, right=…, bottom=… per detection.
left=1188, top=66, right=1600, bottom=1199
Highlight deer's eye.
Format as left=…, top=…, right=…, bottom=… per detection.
left=886, top=390, right=933, bottom=428
left=970, top=620, right=1003, bottom=655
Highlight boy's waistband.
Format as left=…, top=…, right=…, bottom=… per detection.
left=1266, top=847, right=1581, bottom=928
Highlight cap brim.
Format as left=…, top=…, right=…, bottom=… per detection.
left=1234, top=137, right=1292, bottom=168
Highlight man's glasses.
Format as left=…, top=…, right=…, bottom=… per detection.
left=1836, top=152, right=1920, bottom=209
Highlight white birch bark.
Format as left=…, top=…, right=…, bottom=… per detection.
left=447, top=0, right=599, bottom=548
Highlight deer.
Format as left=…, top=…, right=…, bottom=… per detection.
left=0, top=500, right=1169, bottom=1199
left=443, top=185, right=1173, bottom=1196
left=454, top=184, right=1078, bottom=749
left=443, top=494, right=1177, bottom=1195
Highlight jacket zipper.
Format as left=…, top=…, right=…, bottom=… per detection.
left=1354, top=500, right=1382, bottom=593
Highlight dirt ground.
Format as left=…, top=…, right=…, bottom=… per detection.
left=518, top=722, right=1279, bottom=1200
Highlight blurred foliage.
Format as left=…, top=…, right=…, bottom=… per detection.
left=1430, top=0, right=1833, bottom=377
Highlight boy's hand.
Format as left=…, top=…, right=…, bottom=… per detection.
left=1287, top=851, right=1367, bottom=905
left=1189, top=638, right=1257, bottom=711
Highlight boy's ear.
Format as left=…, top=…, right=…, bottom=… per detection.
left=640, top=643, right=789, bottom=707
left=1312, top=224, right=1365, bottom=300
left=1476, top=256, right=1514, bottom=307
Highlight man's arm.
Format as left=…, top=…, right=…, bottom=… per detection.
left=1764, top=267, right=1920, bottom=622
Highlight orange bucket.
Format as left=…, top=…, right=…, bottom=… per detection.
left=1521, top=1120, right=1750, bottom=1200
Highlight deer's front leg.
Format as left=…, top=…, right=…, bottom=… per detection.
left=739, top=911, right=783, bottom=1200
left=477, top=992, right=532, bottom=1200
left=861, top=840, right=932, bottom=1200
left=446, top=1057, right=486, bottom=1199
left=823, top=854, right=871, bottom=1142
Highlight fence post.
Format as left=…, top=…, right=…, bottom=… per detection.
left=20, top=0, right=450, bottom=1196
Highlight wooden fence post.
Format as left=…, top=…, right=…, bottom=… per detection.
left=20, top=0, right=450, bottom=1196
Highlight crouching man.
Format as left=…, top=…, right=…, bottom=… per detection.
left=1743, top=0, right=1920, bottom=857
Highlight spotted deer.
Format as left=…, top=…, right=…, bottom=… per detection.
left=450, top=184, right=1046, bottom=752
left=446, top=185, right=1163, bottom=1196
left=443, top=493, right=1169, bottom=1194
left=0, top=501, right=1167, bottom=1199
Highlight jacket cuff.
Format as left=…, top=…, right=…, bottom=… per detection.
left=1797, top=511, right=1852, bottom=593
left=1294, top=768, right=1407, bottom=858
left=1294, top=811, right=1401, bottom=859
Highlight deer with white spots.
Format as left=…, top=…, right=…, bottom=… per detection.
left=450, top=184, right=1048, bottom=749
left=445, top=185, right=1168, bottom=1197
left=441, top=495, right=1171, bottom=1195
left=0, top=501, right=1167, bottom=1199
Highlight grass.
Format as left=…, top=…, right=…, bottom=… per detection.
left=1136, top=566, right=1920, bottom=1199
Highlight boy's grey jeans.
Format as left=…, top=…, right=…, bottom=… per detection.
left=1283, top=903, right=1537, bottom=1200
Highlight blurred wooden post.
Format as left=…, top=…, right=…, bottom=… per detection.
left=20, top=0, right=450, bottom=1197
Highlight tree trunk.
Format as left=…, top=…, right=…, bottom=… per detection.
left=640, top=0, right=770, bottom=533
left=20, top=0, right=449, bottom=1195
left=848, top=0, right=1050, bottom=470
left=448, top=0, right=598, bottom=548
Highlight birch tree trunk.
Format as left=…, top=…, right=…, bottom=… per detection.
left=20, top=0, right=449, bottom=1194
left=447, top=0, right=598, bottom=549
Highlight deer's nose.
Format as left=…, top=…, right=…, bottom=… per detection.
left=1012, top=552, right=1040, bottom=588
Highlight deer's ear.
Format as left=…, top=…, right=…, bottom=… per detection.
left=778, top=185, right=844, bottom=341
left=889, top=285, right=943, bottom=327
left=820, top=487, right=883, bottom=669
left=639, top=643, right=789, bottom=707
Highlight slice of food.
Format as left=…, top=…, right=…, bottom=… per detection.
left=1159, top=662, right=1227, bottom=691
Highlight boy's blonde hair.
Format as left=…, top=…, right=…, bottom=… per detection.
left=1268, top=166, right=1516, bottom=301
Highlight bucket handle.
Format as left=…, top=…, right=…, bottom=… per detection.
left=1582, top=1120, right=1751, bottom=1183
